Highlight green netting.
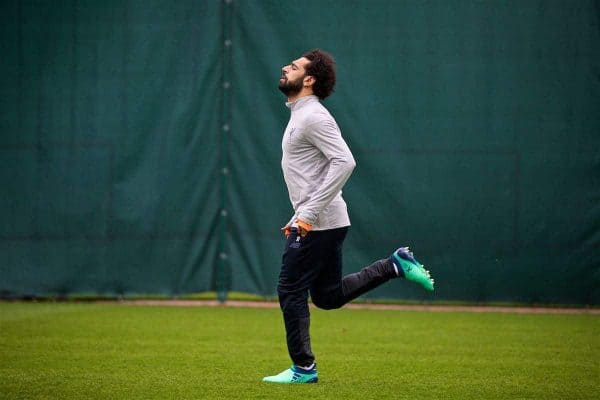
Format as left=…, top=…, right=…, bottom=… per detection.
left=1, top=0, right=598, bottom=304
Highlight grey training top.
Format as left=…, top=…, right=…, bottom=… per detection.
left=281, top=95, right=356, bottom=231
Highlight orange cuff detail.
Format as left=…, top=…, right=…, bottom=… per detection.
left=296, top=219, right=313, bottom=232
left=282, top=226, right=292, bottom=237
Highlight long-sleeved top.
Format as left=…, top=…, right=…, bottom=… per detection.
left=281, top=95, right=356, bottom=231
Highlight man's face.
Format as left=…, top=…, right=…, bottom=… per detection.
left=278, top=57, right=310, bottom=96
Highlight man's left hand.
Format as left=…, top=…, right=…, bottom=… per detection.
left=296, top=219, right=312, bottom=237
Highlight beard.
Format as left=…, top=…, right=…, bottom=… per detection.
left=278, top=74, right=304, bottom=97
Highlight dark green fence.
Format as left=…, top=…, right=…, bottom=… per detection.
left=1, top=0, right=598, bottom=304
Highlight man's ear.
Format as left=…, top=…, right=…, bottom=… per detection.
left=304, top=75, right=315, bottom=88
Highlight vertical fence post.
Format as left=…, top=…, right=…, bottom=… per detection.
left=217, top=0, right=233, bottom=303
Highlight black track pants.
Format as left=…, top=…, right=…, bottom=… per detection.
left=277, top=227, right=397, bottom=367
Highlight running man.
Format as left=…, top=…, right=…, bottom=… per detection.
left=263, top=49, right=434, bottom=384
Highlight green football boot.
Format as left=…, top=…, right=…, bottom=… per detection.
left=262, top=364, right=318, bottom=384
left=391, top=247, right=434, bottom=291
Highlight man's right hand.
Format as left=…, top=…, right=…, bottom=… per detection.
left=281, top=225, right=292, bottom=238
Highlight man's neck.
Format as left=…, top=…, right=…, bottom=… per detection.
left=287, top=89, right=315, bottom=103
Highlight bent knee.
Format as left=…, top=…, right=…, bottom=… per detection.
left=311, top=296, right=342, bottom=310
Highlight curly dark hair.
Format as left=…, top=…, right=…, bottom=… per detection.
left=302, top=49, right=336, bottom=100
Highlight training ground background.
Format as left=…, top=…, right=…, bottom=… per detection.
left=1, top=301, right=598, bottom=400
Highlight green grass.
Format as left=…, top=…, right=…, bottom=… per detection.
left=1, top=303, right=598, bottom=399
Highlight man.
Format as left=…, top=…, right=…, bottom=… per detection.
left=262, top=49, right=434, bottom=384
